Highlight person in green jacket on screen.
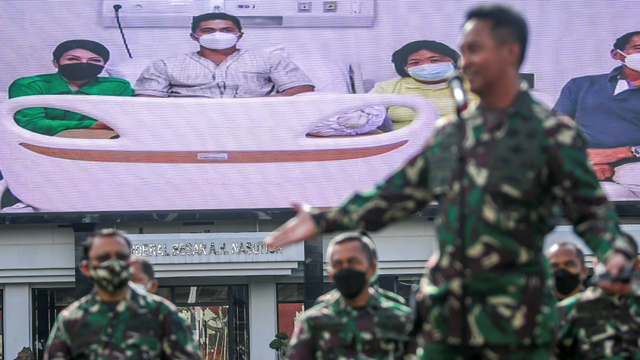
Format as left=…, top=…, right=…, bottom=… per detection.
left=8, top=39, right=133, bottom=136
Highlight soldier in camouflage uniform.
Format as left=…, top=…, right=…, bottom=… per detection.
left=267, top=5, right=637, bottom=360
left=288, top=232, right=414, bottom=360
left=44, top=229, right=201, bottom=360
left=555, top=260, right=640, bottom=359
left=315, top=232, right=408, bottom=306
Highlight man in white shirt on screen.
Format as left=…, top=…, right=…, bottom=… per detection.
left=135, top=12, right=315, bottom=98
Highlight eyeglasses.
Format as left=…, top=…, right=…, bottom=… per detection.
left=89, top=253, right=130, bottom=263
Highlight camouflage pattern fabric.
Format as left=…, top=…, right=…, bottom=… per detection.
left=556, top=285, right=640, bottom=360
left=315, top=285, right=407, bottom=306
left=44, top=284, right=202, bottom=360
left=311, top=90, right=637, bottom=350
left=288, top=287, right=414, bottom=360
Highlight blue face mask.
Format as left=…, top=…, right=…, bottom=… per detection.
left=406, top=62, right=455, bottom=82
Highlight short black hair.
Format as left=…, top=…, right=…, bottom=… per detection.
left=191, top=12, right=242, bottom=33
left=613, top=31, right=640, bottom=51
left=82, top=229, right=132, bottom=260
left=391, top=40, right=460, bottom=77
left=326, top=232, right=376, bottom=267
left=134, top=256, right=155, bottom=280
left=546, top=242, right=585, bottom=268
left=53, top=40, right=110, bottom=63
left=466, top=5, right=528, bottom=66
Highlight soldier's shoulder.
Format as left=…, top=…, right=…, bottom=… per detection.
left=377, top=296, right=412, bottom=317
left=376, top=287, right=407, bottom=305
left=56, top=293, right=97, bottom=321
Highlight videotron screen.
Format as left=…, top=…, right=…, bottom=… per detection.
left=0, top=0, right=638, bottom=214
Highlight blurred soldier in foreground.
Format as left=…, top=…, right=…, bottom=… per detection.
left=315, top=231, right=407, bottom=306
left=267, top=5, right=636, bottom=359
left=556, top=258, right=640, bottom=359
left=131, top=256, right=159, bottom=294
left=44, top=229, right=201, bottom=360
left=288, top=232, right=413, bottom=360
left=546, top=242, right=588, bottom=301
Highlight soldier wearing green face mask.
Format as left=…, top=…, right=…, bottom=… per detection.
left=44, top=229, right=201, bottom=360
left=288, top=232, right=413, bottom=360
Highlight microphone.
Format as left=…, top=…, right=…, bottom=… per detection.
left=448, top=71, right=468, bottom=117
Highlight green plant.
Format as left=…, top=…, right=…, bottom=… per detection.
left=269, top=332, right=290, bottom=360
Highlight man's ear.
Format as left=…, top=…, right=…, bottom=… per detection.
left=190, top=33, right=199, bottom=42
left=52, top=59, right=59, bottom=69
left=80, top=260, right=91, bottom=277
left=149, top=280, right=159, bottom=294
left=580, top=264, right=589, bottom=279
left=504, top=42, right=521, bottom=67
left=635, top=258, right=640, bottom=270
left=368, top=262, right=377, bottom=279
left=237, top=32, right=244, bottom=41
left=327, top=266, right=334, bottom=281
left=611, top=49, right=625, bottom=61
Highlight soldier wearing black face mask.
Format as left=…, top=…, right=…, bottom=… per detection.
left=288, top=232, right=413, bottom=360
left=546, top=242, right=588, bottom=301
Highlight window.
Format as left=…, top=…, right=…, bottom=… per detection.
left=32, top=288, right=76, bottom=360
left=276, top=283, right=333, bottom=339
left=157, top=285, right=249, bottom=360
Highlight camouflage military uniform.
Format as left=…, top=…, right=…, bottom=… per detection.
left=310, top=91, right=637, bottom=358
left=556, top=285, right=640, bottom=359
left=288, top=287, right=414, bottom=360
left=315, top=285, right=407, bottom=306
left=44, top=284, right=201, bottom=360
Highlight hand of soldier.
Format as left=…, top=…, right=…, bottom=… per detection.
left=599, top=252, right=633, bottom=295
left=264, top=204, right=316, bottom=248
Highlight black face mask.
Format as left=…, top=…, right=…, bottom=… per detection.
left=58, top=63, right=104, bottom=81
left=553, top=268, right=582, bottom=296
left=333, top=268, right=368, bottom=299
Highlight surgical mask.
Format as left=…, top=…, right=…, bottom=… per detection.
left=198, top=32, right=239, bottom=50
left=618, top=50, right=640, bottom=72
left=58, top=63, right=105, bottom=81
left=553, top=268, right=581, bottom=297
left=332, top=268, right=368, bottom=299
left=132, top=282, right=151, bottom=293
left=406, top=62, right=455, bottom=82
left=88, top=258, right=133, bottom=294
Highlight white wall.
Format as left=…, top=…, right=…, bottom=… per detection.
left=1, top=0, right=638, bottom=102
left=249, top=276, right=277, bottom=360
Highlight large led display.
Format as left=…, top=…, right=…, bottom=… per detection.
left=0, top=0, right=638, bottom=215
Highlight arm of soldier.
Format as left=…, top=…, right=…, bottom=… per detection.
left=159, top=305, right=203, bottom=360
left=287, top=314, right=316, bottom=360
left=43, top=318, right=72, bottom=360
left=545, top=117, right=637, bottom=267
left=554, top=300, right=579, bottom=360
left=266, top=149, right=433, bottom=248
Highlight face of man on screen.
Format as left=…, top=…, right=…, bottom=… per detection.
left=460, top=19, right=521, bottom=97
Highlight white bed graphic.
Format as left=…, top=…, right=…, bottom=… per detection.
left=0, top=94, right=439, bottom=212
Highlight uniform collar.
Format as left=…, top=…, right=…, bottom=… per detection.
left=47, top=72, right=106, bottom=95
left=335, top=287, right=383, bottom=312
left=88, top=283, right=137, bottom=308
left=471, top=89, right=534, bottom=131
left=607, top=66, right=625, bottom=82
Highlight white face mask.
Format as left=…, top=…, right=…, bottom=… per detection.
left=406, top=62, right=455, bottom=82
left=132, top=282, right=151, bottom=293
left=618, top=50, right=640, bottom=72
left=198, top=32, right=240, bottom=50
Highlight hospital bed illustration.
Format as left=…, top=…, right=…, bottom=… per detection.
left=0, top=94, right=439, bottom=212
